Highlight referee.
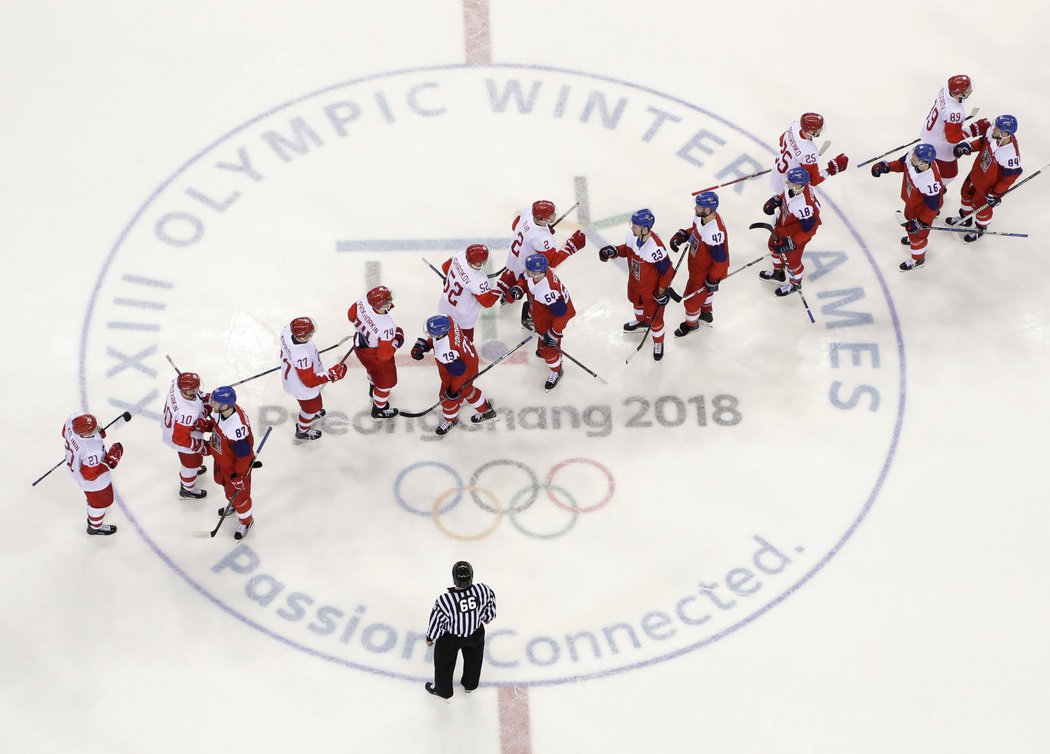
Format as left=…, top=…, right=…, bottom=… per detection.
left=425, top=561, right=496, bottom=701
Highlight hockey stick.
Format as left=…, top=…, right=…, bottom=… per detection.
left=422, top=257, right=444, bottom=280
left=691, top=141, right=831, bottom=195
left=894, top=210, right=1029, bottom=239
left=965, top=161, right=1049, bottom=218
left=194, top=425, right=272, bottom=539
left=725, top=254, right=767, bottom=280
left=748, top=223, right=815, bottom=324
left=32, top=411, right=133, bottom=487
left=856, top=109, right=980, bottom=168
left=626, top=250, right=688, bottom=364
left=227, top=336, right=351, bottom=388
left=399, top=334, right=535, bottom=418
left=528, top=326, right=607, bottom=384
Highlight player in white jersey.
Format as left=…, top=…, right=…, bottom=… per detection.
left=498, top=200, right=585, bottom=330
left=279, top=316, right=348, bottom=441
left=347, top=285, right=404, bottom=419
left=436, top=244, right=501, bottom=340
left=765, top=113, right=848, bottom=204
left=917, top=74, right=987, bottom=185
left=161, top=371, right=210, bottom=499
left=62, top=413, right=124, bottom=535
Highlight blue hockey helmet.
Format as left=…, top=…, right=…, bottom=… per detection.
left=786, top=167, right=810, bottom=186
left=631, top=208, right=655, bottom=229
left=994, top=114, right=1018, bottom=135
left=211, top=385, right=237, bottom=408
left=913, top=143, right=937, bottom=164
left=695, top=191, right=719, bottom=211
left=426, top=315, right=451, bottom=338
left=524, top=253, right=549, bottom=275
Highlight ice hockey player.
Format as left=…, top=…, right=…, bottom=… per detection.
left=207, top=386, right=256, bottom=540
left=348, top=286, right=404, bottom=419
left=668, top=192, right=730, bottom=336
left=946, top=114, right=1023, bottom=243
left=598, top=209, right=673, bottom=361
left=764, top=112, right=848, bottom=205
left=498, top=200, right=585, bottom=330
left=916, top=74, right=988, bottom=186
left=62, top=413, right=124, bottom=536
left=410, top=315, right=498, bottom=436
left=436, top=244, right=502, bottom=341
left=870, top=143, right=944, bottom=271
left=279, top=316, right=348, bottom=441
left=504, top=253, right=576, bottom=391
left=161, top=371, right=211, bottom=499
left=758, top=167, right=823, bottom=295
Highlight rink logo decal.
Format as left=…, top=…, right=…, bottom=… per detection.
left=392, top=458, right=614, bottom=540
left=82, top=64, right=905, bottom=686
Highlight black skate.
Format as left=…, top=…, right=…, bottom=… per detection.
left=653, top=342, right=664, bottom=361
left=435, top=419, right=458, bottom=436
left=623, top=320, right=646, bottom=332
left=86, top=523, right=117, bottom=536
left=774, top=283, right=798, bottom=296
left=179, top=486, right=207, bottom=500
left=371, top=405, right=399, bottom=419
left=470, top=406, right=499, bottom=424
left=759, top=268, right=786, bottom=283
left=945, top=213, right=973, bottom=228
left=673, top=322, right=699, bottom=338
left=234, top=520, right=253, bottom=541
left=899, top=257, right=926, bottom=272
left=544, top=371, right=563, bottom=391
left=295, top=427, right=322, bottom=441
left=963, top=226, right=986, bottom=243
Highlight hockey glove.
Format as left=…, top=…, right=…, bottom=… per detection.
left=598, top=245, right=617, bottom=262
left=904, top=218, right=930, bottom=234
left=762, top=195, right=780, bottom=215
left=189, top=437, right=209, bottom=455
left=953, top=142, right=973, bottom=158
left=773, top=236, right=796, bottom=255
left=669, top=229, right=690, bottom=252
left=505, top=285, right=524, bottom=303
left=653, top=290, right=670, bottom=306
left=104, top=443, right=124, bottom=469
left=826, top=153, right=849, bottom=175
left=194, top=417, right=214, bottom=433
left=984, top=192, right=1001, bottom=208
left=393, top=327, right=405, bottom=349
left=410, top=338, right=431, bottom=361
left=230, top=475, right=246, bottom=491
left=704, top=277, right=720, bottom=293
left=870, top=161, right=891, bottom=177
left=565, top=229, right=586, bottom=254
left=967, top=118, right=990, bottom=138
left=327, top=362, right=348, bottom=382
left=442, top=387, right=461, bottom=402
left=541, top=330, right=560, bottom=348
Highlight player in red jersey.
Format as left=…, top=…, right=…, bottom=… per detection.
left=945, top=114, right=1023, bottom=243
left=870, top=143, right=944, bottom=271
left=503, top=253, right=576, bottom=391
left=599, top=209, right=674, bottom=361
left=206, top=386, right=257, bottom=540
left=669, top=192, right=730, bottom=336
left=758, top=168, right=822, bottom=296
left=410, top=315, right=498, bottom=436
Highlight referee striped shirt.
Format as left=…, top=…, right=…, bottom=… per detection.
left=426, top=583, right=497, bottom=640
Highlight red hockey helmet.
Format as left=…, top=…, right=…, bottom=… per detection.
left=71, top=414, right=98, bottom=436
left=799, top=112, right=824, bottom=134
left=532, top=200, right=556, bottom=224
left=366, top=285, right=393, bottom=310
left=948, top=74, right=972, bottom=97
left=177, top=372, right=201, bottom=393
left=290, top=316, right=316, bottom=340
left=465, top=243, right=489, bottom=267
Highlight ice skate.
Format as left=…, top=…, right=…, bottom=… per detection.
left=179, top=486, right=207, bottom=500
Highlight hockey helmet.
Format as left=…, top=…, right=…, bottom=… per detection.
left=799, top=112, right=825, bottom=134
left=532, top=200, right=556, bottom=224
left=524, top=253, right=549, bottom=275
left=630, top=208, right=655, bottom=229
left=695, top=191, right=719, bottom=212
left=913, top=143, right=937, bottom=164
left=290, top=317, right=316, bottom=340
left=426, top=315, right=451, bottom=339
left=177, top=372, right=201, bottom=393
left=994, top=114, right=1018, bottom=136
left=452, top=561, right=474, bottom=589
left=210, top=385, right=237, bottom=409
left=367, top=285, right=393, bottom=310
left=71, top=414, right=99, bottom=436
left=948, top=74, right=972, bottom=97
left=786, top=167, right=810, bottom=186
left=465, top=243, right=489, bottom=267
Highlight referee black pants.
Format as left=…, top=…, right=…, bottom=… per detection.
left=432, top=625, right=485, bottom=698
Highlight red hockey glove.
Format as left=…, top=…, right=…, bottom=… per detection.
left=411, top=338, right=431, bottom=361
left=870, top=161, right=890, bottom=177
left=327, top=362, right=348, bottom=382
left=565, top=229, right=586, bottom=254
left=194, top=417, right=214, bottom=433
left=189, top=437, right=210, bottom=455
left=967, top=118, right=990, bottom=138
left=762, top=195, right=780, bottom=215
left=826, top=153, right=848, bottom=175
left=104, top=443, right=124, bottom=469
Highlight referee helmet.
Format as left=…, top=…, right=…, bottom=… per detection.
left=452, top=561, right=473, bottom=589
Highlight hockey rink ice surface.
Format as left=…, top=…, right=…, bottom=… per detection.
left=3, top=2, right=1049, bottom=753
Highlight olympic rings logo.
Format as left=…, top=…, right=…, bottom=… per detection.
left=393, top=458, right=615, bottom=540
